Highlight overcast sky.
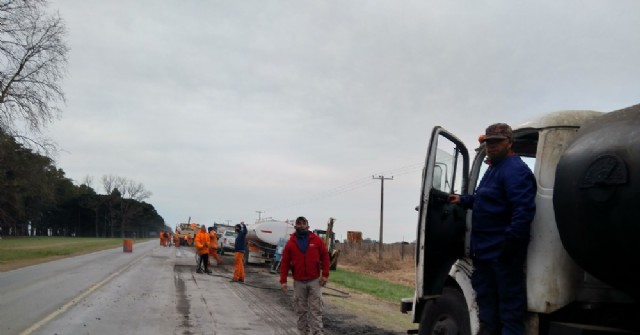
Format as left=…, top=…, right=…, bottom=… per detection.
left=45, top=0, right=640, bottom=242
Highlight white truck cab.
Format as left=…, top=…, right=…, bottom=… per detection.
left=402, top=107, right=640, bottom=335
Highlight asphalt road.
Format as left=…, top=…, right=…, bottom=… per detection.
left=0, top=240, right=301, bottom=335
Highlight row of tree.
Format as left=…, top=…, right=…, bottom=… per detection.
left=0, top=1, right=167, bottom=237
left=0, top=129, right=167, bottom=238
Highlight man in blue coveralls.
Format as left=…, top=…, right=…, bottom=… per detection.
left=449, top=123, right=536, bottom=335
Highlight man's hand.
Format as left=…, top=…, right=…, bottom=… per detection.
left=280, top=282, right=288, bottom=293
left=320, top=276, right=328, bottom=286
left=448, top=194, right=461, bottom=204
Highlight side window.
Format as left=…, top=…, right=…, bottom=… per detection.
left=433, top=135, right=465, bottom=195
left=475, top=157, right=536, bottom=189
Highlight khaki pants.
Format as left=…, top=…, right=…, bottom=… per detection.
left=293, top=277, right=323, bottom=335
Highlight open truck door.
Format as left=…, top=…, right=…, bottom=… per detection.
left=409, top=126, right=471, bottom=334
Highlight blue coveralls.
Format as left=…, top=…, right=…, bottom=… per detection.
left=460, top=155, right=536, bottom=335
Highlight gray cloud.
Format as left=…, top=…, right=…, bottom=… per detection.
left=47, top=0, right=640, bottom=241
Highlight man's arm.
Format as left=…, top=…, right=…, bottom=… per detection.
left=279, top=243, right=291, bottom=292
left=504, top=164, right=537, bottom=240
left=319, top=239, right=330, bottom=286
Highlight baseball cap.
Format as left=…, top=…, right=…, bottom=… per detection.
left=482, top=123, right=513, bottom=142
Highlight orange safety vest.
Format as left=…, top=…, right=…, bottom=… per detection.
left=195, top=230, right=210, bottom=255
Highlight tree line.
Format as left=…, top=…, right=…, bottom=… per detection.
left=0, top=128, right=166, bottom=238
left=0, top=1, right=168, bottom=238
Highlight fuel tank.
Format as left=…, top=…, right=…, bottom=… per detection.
left=553, top=103, right=640, bottom=301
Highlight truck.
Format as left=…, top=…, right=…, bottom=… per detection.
left=401, top=104, right=640, bottom=334
left=245, top=218, right=295, bottom=264
left=175, top=222, right=202, bottom=246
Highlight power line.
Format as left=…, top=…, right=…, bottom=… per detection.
left=264, top=162, right=423, bottom=212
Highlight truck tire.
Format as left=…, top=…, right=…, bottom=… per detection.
left=418, top=287, right=471, bottom=335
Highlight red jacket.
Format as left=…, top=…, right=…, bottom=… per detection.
left=279, top=232, right=330, bottom=283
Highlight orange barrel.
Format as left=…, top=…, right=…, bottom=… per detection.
left=123, top=239, right=133, bottom=253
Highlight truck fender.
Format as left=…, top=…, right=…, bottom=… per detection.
left=448, top=258, right=479, bottom=335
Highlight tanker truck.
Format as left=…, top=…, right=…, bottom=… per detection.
left=401, top=104, right=640, bottom=334
left=245, top=218, right=295, bottom=264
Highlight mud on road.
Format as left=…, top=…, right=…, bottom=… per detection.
left=178, top=252, right=411, bottom=335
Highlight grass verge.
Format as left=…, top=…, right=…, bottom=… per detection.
left=325, top=268, right=416, bottom=333
left=0, top=237, right=138, bottom=271
left=329, top=267, right=414, bottom=303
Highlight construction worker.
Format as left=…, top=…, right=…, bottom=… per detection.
left=163, top=231, right=170, bottom=246
left=208, top=227, right=224, bottom=266
left=231, top=222, right=247, bottom=282
left=185, top=233, right=192, bottom=247
left=174, top=232, right=180, bottom=247
left=194, top=225, right=211, bottom=274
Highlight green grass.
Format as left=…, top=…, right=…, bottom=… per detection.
left=0, top=237, right=135, bottom=267
left=329, top=268, right=414, bottom=303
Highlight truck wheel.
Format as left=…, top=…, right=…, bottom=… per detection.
left=418, top=287, right=471, bottom=335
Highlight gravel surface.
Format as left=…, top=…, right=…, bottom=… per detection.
left=209, top=254, right=410, bottom=335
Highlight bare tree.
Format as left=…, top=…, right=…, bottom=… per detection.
left=124, top=179, right=152, bottom=202
left=0, top=0, right=68, bottom=152
left=78, top=174, right=94, bottom=189
left=100, top=174, right=152, bottom=237
left=101, top=174, right=116, bottom=194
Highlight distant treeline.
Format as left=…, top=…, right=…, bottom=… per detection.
left=0, top=130, right=165, bottom=238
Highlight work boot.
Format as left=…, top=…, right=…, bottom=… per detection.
left=205, top=269, right=212, bottom=274
left=196, top=268, right=203, bottom=274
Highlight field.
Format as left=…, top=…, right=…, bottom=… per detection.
left=0, top=237, right=130, bottom=272
left=336, top=242, right=416, bottom=287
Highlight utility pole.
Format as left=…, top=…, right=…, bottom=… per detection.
left=372, top=175, right=393, bottom=260
left=255, top=210, right=265, bottom=221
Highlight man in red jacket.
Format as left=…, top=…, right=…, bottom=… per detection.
left=280, top=216, right=330, bottom=335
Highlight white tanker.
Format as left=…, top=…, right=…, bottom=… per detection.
left=245, top=218, right=295, bottom=264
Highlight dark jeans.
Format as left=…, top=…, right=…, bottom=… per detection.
left=472, top=257, right=527, bottom=335
left=199, top=253, right=209, bottom=270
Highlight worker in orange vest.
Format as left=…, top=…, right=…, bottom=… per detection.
left=194, top=225, right=211, bottom=274
left=174, top=232, right=180, bottom=247
left=208, top=227, right=224, bottom=266
left=185, top=233, right=192, bottom=246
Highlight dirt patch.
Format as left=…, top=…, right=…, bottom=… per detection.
left=238, top=247, right=417, bottom=335
left=323, top=286, right=414, bottom=335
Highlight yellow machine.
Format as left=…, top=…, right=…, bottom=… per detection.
left=313, top=217, right=340, bottom=271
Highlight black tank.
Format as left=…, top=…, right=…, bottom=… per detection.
left=554, top=104, right=640, bottom=301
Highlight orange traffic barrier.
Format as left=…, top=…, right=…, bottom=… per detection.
left=123, top=239, right=133, bottom=253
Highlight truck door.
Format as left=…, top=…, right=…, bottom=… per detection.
left=416, top=126, right=469, bottom=298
